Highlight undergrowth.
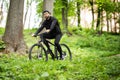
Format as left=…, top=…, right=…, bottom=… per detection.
left=0, top=28, right=120, bottom=80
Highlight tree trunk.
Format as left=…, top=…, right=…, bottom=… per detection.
left=89, top=0, right=94, bottom=28
left=101, top=10, right=103, bottom=33
left=106, top=12, right=109, bottom=32
left=2, top=0, right=27, bottom=54
left=0, top=0, right=3, bottom=24
left=77, top=1, right=81, bottom=28
left=43, top=0, right=54, bottom=16
left=96, top=7, right=101, bottom=31
left=110, top=18, right=113, bottom=32
left=28, top=5, right=32, bottom=29
left=113, top=13, right=117, bottom=33
left=113, top=0, right=117, bottom=33
left=62, top=0, right=68, bottom=32
left=23, top=0, right=32, bottom=27
left=118, top=13, right=120, bottom=34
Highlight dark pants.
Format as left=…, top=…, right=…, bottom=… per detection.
left=40, top=32, right=62, bottom=59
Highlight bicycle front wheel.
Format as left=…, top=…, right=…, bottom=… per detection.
left=60, top=44, right=72, bottom=60
left=28, top=44, right=48, bottom=61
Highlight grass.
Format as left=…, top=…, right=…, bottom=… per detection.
left=0, top=28, right=120, bottom=80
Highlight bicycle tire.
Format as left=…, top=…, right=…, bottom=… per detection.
left=28, top=43, right=48, bottom=61
left=57, top=44, right=72, bottom=60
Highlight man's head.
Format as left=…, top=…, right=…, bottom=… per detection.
left=43, top=10, right=51, bottom=19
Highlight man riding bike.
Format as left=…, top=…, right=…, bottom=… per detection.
left=32, top=10, right=63, bottom=60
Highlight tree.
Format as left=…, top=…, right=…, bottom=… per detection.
left=0, top=0, right=9, bottom=25
left=24, top=0, right=33, bottom=27
left=43, top=0, right=54, bottom=16
left=2, top=0, right=27, bottom=54
left=77, top=1, right=81, bottom=28
left=96, top=6, right=101, bottom=31
left=96, top=0, right=104, bottom=34
left=36, top=0, right=54, bottom=25
left=62, top=0, right=68, bottom=32
left=0, top=0, right=3, bottom=24
left=89, top=0, right=95, bottom=28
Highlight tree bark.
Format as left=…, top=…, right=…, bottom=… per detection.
left=110, top=17, right=113, bottom=32
left=43, top=0, right=54, bottom=16
left=118, top=13, right=120, bottom=34
left=106, top=12, right=109, bottom=32
left=77, top=1, right=81, bottom=28
left=62, top=0, right=68, bottom=32
left=96, top=7, right=101, bottom=30
left=0, top=0, right=3, bottom=24
left=101, top=10, right=103, bottom=33
left=113, top=0, right=117, bottom=33
left=89, top=0, right=94, bottom=28
left=23, top=0, right=32, bottom=27
left=2, top=0, right=27, bottom=54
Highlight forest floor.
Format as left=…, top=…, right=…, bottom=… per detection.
left=0, top=28, right=120, bottom=80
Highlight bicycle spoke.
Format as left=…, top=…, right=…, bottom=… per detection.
left=29, top=44, right=48, bottom=61
left=60, top=44, right=72, bottom=60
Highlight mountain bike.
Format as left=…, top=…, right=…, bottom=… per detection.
left=28, top=35, right=72, bottom=61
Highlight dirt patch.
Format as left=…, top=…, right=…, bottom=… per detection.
left=109, top=54, right=120, bottom=58
left=114, top=54, right=120, bottom=57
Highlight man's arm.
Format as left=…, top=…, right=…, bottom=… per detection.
left=49, top=19, right=57, bottom=32
left=34, top=25, right=44, bottom=35
left=32, top=22, right=45, bottom=37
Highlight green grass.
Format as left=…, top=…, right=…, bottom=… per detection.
left=0, top=28, right=120, bottom=80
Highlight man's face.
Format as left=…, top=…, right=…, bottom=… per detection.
left=43, top=12, right=50, bottom=19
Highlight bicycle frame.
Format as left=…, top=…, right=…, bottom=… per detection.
left=37, top=39, right=59, bottom=59
left=33, top=35, right=72, bottom=60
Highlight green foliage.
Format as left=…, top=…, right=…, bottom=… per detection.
left=103, top=1, right=116, bottom=13
left=68, top=26, right=82, bottom=35
left=0, top=28, right=5, bottom=35
left=0, top=29, right=120, bottom=79
left=0, top=40, right=5, bottom=49
left=35, top=0, right=43, bottom=17
left=68, top=27, right=120, bottom=56
left=0, top=28, right=5, bottom=50
left=0, top=52, right=120, bottom=79
left=96, top=0, right=120, bottom=14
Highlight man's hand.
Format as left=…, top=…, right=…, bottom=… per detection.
left=32, top=34, right=37, bottom=37
left=46, top=29, right=50, bottom=33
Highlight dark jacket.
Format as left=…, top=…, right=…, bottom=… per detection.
left=35, top=16, right=62, bottom=35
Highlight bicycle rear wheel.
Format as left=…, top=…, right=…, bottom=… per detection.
left=29, top=44, right=48, bottom=61
left=59, top=44, right=72, bottom=60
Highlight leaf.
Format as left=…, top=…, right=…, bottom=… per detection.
left=41, top=72, right=49, bottom=77
left=58, top=75, right=66, bottom=80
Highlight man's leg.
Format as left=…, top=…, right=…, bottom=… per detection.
left=40, top=33, right=54, bottom=59
left=55, top=34, right=63, bottom=59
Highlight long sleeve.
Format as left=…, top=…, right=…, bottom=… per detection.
left=34, top=23, right=45, bottom=35
left=49, top=19, right=57, bottom=32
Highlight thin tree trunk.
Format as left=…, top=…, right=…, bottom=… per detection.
left=119, top=13, right=120, bottom=34
left=106, top=12, right=109, bottom=32
left=89, top=0, right=94, bottom=28
left=2, top=0, right=27, bottom=54
left=113, top=0, right=117, bottom=33
left=0, top=0, right=3, bottom=24
left=101, top=10, right=103, bottom=33
left=23, top=0, right=32, bottom=27
left=62, top=0, right=68, bottom=32
left=113, top=13, right=117, bottom=33
left=77, top=1, right=81, bottom=28
left=96, top=7, right=101, bottom=32
left=28, top=5, right=32, bottom=29
left=110, top=18, right=113, bottom=32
